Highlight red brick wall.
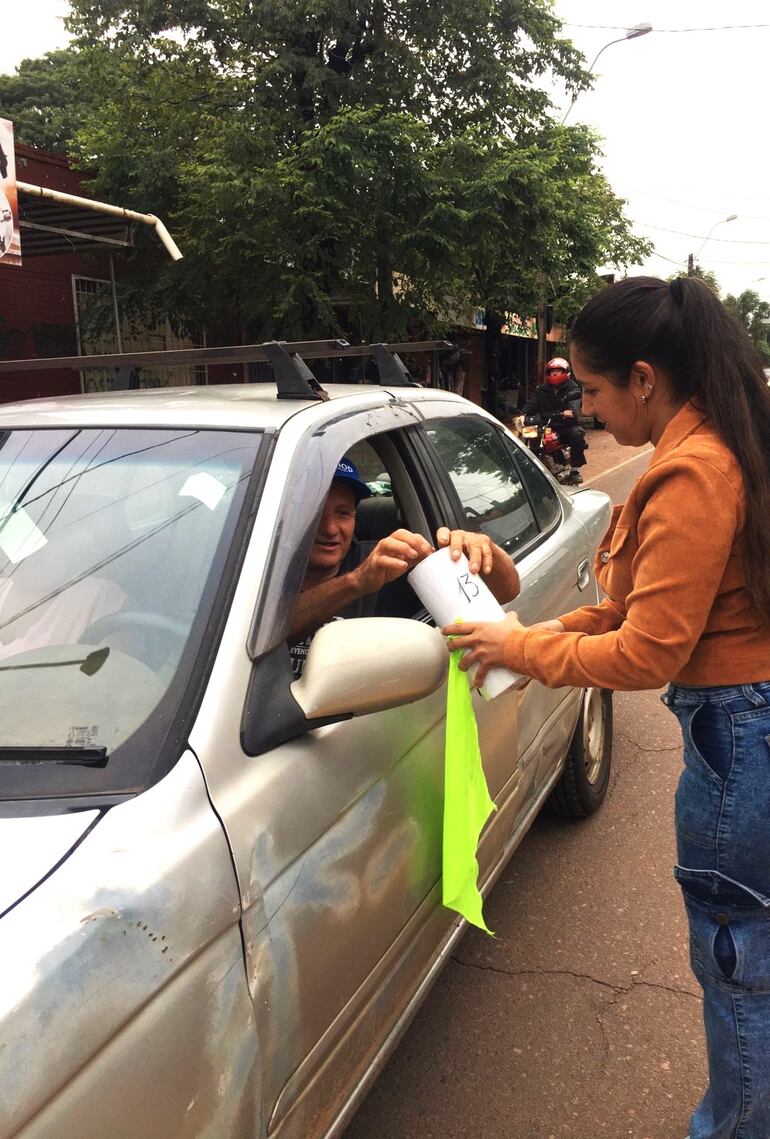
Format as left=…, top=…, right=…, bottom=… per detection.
left=0, top=145, right=112, bottom=403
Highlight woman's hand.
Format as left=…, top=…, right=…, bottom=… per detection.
left=442, top=612, right=526, bottom=688
left=436, top=526, right=495, bottom=576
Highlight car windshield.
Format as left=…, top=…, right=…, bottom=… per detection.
left=0, top=427, right=262, bottom=807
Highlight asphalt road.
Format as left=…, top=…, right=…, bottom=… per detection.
left=345, top=450, right=705, bottom=1139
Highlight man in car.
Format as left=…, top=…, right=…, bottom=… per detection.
left=523, top=356, right=587, bottom=484
left=288, top=458, right=520, bottom=677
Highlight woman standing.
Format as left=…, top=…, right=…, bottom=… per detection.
left=445, top=275, right=770, bottom=1139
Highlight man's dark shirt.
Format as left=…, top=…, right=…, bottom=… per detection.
left=289, top=540, right=377, bottom=678
left=523, top=379, right=582, bottom=424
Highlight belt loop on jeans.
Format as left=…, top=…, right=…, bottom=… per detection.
left=741, top=684, right=766, bottom=707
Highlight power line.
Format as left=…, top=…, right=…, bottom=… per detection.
left=645, top=249, right=770, bottom=268
left=695, top=257, right=770, bottom=266
left=618, top=189, right=770, bottom=224
left=634, top=221, right=770, bottom=246
left=625, top=184, right=770, bottom=205
left=647, top=250, right=686, bottom=267
left=563, top=22, right=770, bottom=32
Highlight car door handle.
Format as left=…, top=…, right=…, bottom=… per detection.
left=576, top=558, right=591, bottom=591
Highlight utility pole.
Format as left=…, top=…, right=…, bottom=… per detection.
left=535, top=270, right=548, bottom=384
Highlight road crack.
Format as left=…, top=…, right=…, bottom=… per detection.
left=615, top=733, right=682, bottom=755
left=451, top=956, right=701, bottom=1003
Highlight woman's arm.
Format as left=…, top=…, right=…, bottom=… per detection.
left=446, top=457, right=740, bottom=692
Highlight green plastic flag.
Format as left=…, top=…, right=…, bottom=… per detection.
left=443, top=648, right=496, bottom=934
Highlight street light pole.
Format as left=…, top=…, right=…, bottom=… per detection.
left=535, top=21, right=656, bottom=382
left=537, top=22, right=653, bottom=385
left=688, top=214, right=738, bottom=275
left=561, top=23, right=653, bottom=125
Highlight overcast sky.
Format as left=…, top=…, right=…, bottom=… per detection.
left=3, top=0, right=770, bottom=300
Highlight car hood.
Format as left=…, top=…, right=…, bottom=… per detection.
left=0, top=810, right=99, bottom=916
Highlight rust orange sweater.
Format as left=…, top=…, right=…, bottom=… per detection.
left=503, top=401, right=770, bottom=691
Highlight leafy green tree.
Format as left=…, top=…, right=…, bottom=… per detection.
left=2, top=0, right=649, bottom=344
left=0, top=51, right=90, bottom=154
left=670, top=266, right=721, bottom=294
left=725, top=289, right=770, bottom=363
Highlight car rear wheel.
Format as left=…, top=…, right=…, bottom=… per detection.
left=547, top=687, right=613, bottom=818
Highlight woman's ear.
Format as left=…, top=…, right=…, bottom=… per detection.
left=630, top=360, right=656, bottom=392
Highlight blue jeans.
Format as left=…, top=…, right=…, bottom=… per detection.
left=663, top=681, right=770, bottom=1139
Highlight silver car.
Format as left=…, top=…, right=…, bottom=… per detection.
left=0, top=347, right=611, bottom=1139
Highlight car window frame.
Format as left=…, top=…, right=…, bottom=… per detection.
left=247, top=400, right=427, bottom=661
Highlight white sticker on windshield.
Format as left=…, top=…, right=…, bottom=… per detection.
left=179, top=472, right=227, bottom=511
left=0, top=503, right=48, bottom=563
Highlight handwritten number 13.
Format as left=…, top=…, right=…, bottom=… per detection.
left=458, top=573, right=479, bottom=603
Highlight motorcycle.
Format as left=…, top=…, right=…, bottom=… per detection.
left=519, top=414, right=582, bottom=486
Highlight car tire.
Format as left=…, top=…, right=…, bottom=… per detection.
left=547, top=687, right=613, bottom=818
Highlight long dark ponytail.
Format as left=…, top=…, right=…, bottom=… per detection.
left=570, top=275, right=770, bottom=616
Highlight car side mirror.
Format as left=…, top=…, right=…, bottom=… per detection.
left=292, top=617, right=448, bottom=719
left=241, top=618, right=448, bottom=756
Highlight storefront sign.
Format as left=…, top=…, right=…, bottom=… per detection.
left=504, top=312, right=536, bottom=339
left=0, top=119, right=21, bottom=267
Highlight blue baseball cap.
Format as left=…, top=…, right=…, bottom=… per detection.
left=333, top=458, right=371, bottom=503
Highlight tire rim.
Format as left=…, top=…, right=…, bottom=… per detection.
left=583, top=688, right=606, bottom=784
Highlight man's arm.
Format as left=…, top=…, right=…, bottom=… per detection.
left=561, top=382, right=582, bottom=420
left=522, top=388, right=543, bottom=419
left=289, top=572, right=370, bottom=641
left=289, top=529, right=434, bottom=640
left=290, top=526, right=521, bottom=643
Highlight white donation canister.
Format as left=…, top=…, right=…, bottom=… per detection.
left=408, top=547, right=523, bottom=700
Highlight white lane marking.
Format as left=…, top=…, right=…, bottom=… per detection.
left=583, top=447, right=653, bottom=487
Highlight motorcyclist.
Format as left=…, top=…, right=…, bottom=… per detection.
left=522, top=357, right=587, bottom=484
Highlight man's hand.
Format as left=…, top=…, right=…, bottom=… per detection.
left=442, top=612, right=525, bottom=688
left=436, top=526, right=495, bottom=575
left=436, top=527, right=520, bottom=603
left=353, top=529, right=434, bottom=594
left=561, top=409, right=574, bottom=418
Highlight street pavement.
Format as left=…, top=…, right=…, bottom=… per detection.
left=345, top=431, right=705, bottom=1139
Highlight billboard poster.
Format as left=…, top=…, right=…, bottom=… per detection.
left=0, top=118, right=21, bottom=267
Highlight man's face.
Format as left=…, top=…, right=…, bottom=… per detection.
left=308, top=480, right=357, bottom=577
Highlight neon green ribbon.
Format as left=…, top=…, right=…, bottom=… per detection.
left=443, top=646, right=496, bottom=934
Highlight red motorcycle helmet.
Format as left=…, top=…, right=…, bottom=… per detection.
left=544, top=357, right=570, bottom=385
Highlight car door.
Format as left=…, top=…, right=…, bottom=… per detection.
left=191, top=398, right=465, bottom=1139
left=415, top=403, right=595, bottom=794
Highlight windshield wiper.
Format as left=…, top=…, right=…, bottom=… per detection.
left=0, top=747, right=108, bottom=767
left=0, top=648, right=110, bottom=675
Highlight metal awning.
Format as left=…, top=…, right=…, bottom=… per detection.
left=15, top=182, right=182, bottom=260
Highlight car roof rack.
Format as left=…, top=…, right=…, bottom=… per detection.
left=261, top=341, right=334, bottom=402
left=0, top=338, right=454, bottom=400
left=334, top=341, right=453, bottom=387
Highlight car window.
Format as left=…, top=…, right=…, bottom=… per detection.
left=345, top=438, right=393, bottom=498
left=506, top=436, right=562, bottom=533
left=285, top=436, right=420, bottom=681
left=423, top=415, right=539, bottom=555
